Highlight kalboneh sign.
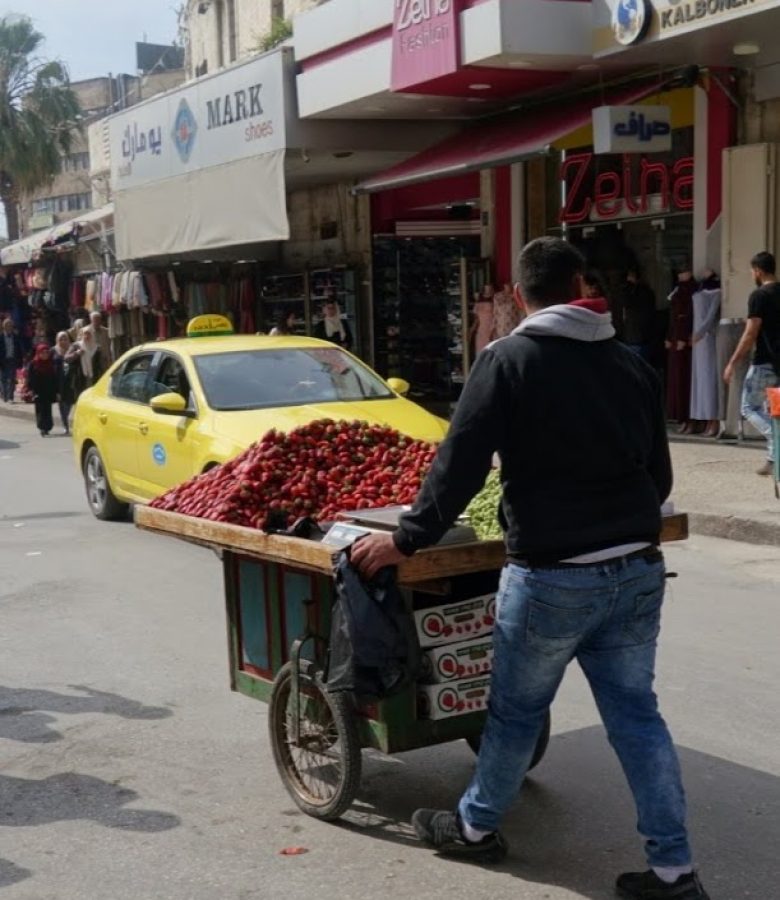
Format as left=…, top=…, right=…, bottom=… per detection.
left=108, top=52, right=286, bottom=191
left=596, top=0, right=780, bottom=55
left=593, top=105, right=672, bottom=154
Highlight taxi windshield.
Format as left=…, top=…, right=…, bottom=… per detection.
left=193, top=347, right=394, bottom=411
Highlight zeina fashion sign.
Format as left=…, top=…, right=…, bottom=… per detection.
left=109, top=52, right=286, bottom=190
left=391, top=0, right=462, bottom=92
left=560, top=151, right=694, bottom=223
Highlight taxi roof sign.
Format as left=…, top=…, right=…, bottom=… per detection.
left=186, top=315, right=235, bottom=338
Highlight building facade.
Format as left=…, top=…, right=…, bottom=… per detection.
left=185, top=0, right=330, bottom=79
left=20, top=63, right=186, bottom=238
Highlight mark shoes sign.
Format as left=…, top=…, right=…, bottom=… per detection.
left=391, top=0, right=462, bottom=93
left=593, top=105, right=672, bottom=153
left=109, top=53, right=286, bottom=190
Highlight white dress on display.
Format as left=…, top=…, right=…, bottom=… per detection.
left=690, top=286, right=721, bottom=421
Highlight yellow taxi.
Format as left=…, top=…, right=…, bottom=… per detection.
left=72, top=315, right=449, bottom=519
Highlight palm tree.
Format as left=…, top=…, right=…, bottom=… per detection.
left=0, top=15, right=81, bottom=241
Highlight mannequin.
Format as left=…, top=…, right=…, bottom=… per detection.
left=470, top=284, right=496, bottom=355
left=690, top=271, right=721, bottom=436
left=666, top=271, right=695, bottom=432
left=492, top=282, right=522, bottom=338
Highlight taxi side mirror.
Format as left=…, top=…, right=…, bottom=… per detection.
left=151, top=392, right=192, bottom=417
left=387, top=377, right=410, bottom=397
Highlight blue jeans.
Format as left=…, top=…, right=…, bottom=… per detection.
left=741, top=363, right=779, bottom=461
left=459, top=554, right=691, bottom=868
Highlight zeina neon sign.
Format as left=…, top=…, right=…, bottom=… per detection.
left=560, top=151, right=694, bottom=223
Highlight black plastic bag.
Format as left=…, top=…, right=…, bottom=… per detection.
left=327, top=551, right=421, bottom=698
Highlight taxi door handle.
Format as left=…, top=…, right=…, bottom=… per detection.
left=138, top=422, right=149, bottom=435
left=98, top=413, right=107, bottom=425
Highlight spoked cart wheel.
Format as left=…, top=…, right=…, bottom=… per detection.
left=466, top=709, right=551, bottom=772
left=269, top=660, right=361, bottom=820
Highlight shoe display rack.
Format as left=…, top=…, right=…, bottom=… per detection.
left=259, top=273, right=309, bottom=335
left=372, top=235, right=487, bottom=408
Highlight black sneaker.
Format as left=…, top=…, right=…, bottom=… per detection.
left=411, top=809, right=508, bottom=864
left=616, top=870, right=710, bottom=899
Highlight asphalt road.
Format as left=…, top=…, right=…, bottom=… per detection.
left=1, top=416, right=778, bottom=900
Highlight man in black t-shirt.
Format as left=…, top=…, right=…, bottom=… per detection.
left=724, top=251, right=780, bottom=475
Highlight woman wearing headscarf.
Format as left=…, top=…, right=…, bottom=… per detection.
left=68, top=318, right=85, bottom=343
left=53, top=331, right=75, bottom=434
left=314, top=300, right=353, bottom=351
left=66, top=324, right=104, bottom=395
left=26, top=344, right=57, bottom=437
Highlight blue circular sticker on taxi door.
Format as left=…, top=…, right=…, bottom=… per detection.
left=152, top=443, right=167, bottom=466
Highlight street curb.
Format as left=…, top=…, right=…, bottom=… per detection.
left=688, top=512, right=780, bottom=547
left=0, top=404, right=35, bottom=423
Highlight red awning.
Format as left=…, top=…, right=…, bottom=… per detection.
left=355, top=82, right=662, bottom=194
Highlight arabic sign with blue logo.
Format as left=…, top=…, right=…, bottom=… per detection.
left=152, top=443, right=167, bottom=466
left=108, top=52, right=286, bottom=191
left=592, top=105, right=672, bottom=155
left=172, top=99, right=198, bottom=163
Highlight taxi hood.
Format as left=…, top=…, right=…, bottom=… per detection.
left=210, top=397, right=448, bottom=451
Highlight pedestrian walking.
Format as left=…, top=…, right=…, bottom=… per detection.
left=67, top=325, right=105, bottom=392
left=724, top=251, right=780, bottom=476
left=89, top=311, right=112, bottom=364
left=53, top=331, right=75, bottom=434
left=0, top=317, right=23, bottom=402
left=26, top=344, right=57, bottom=437
left=352, top=237, right=709, bottom=900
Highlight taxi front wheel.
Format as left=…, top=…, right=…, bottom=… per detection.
left=83, top=446, right=128, bottom=521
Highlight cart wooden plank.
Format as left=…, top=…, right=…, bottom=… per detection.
left=135, top=506, right=688, bottom=583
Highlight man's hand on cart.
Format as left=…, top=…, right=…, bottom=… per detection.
left=351, top=533, right=405, bottom=580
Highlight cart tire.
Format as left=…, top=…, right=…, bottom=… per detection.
left=269, top=661, right=361, bottom=821
left=466, top=710, right=551, bottom=771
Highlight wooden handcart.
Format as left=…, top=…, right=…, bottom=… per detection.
left=135, top=506, right=689, bottom=821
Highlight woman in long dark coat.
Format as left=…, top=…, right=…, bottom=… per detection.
left=26, top=344, right=57, bottom=437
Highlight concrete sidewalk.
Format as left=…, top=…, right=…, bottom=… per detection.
left=1, top=402, right=778, bottom=545
left=669, top=437, right=780, bottom=546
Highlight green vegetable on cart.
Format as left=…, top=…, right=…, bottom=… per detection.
left=465, top=469, right=503, bottom=541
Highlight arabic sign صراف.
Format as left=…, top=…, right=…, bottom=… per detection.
left=592, top=105, right=673, bottom=154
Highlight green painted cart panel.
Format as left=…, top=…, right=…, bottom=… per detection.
left=223, top=548, right=497, bottom=754
left=238, top=561, right=269, bottom=673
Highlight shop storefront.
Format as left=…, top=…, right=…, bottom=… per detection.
left=552, top=90, right=697, bottom=329
left=0, top=205, right=116, bottom=353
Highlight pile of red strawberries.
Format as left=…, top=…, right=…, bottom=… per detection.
left=149, top=418, right=438, bottom=530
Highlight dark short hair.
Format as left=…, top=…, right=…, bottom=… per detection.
left=518, top=238, right=585, bottom=307
left=751, top=251, right=776, bottom=275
